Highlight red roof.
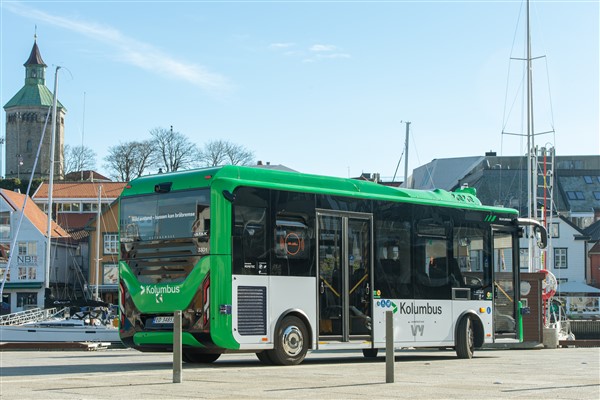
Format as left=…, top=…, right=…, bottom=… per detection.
left=57, top=213, right=97, bottom=230
left=0, top=189, right=70, bottom=238
left=64, top=170, right=112, bottom=182
left=33, top=181, right=126, bottom=200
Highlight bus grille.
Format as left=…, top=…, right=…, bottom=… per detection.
left=237, top=286, right=267, bottom=336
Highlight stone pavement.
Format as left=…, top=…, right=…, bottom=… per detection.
left=0, top=347, right=598, bottom=399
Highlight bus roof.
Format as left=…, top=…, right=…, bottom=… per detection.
left=121, top=165, right=518, bottom=216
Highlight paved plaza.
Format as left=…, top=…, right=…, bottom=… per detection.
left=0, top=347, right=598, bottom=399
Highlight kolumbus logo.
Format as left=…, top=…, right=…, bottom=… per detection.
left=140, top=285, right=181, bottom=303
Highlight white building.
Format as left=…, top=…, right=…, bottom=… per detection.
left=0, top=189, right=73, bottom=314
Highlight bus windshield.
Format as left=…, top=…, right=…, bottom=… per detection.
left=120, top=189, right=210, bottom=243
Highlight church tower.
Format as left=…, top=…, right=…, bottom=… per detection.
left=3, top=38, right=66, bottom=180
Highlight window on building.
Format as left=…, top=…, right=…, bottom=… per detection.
left=583, top=176, right=593, bottom=184
left=566, top=191, right=585, bottom=200
left=18, top=242, right=37, bottom=256
left=57, top=203, right=83, bottom=213
left=82, top=203, right=99, bottom=212
left=103, top=264, right=118, bottom=284
left=549, top=222, right=559, bottom=238
left=0, top=212, right=10, bottom=239
left=554, top=248, right=568, bottom=269
left=103, top=234, right=119, bottom=254
left=16, top=292, right=37, bottom=308
left=594, top=192, right=600, bottom=201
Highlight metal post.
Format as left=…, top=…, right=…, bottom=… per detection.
left=173, top=310, right=182, bottom=383
left=385, top=310, right=395, bottom=383
left=403, top=121, right=410, bottom=188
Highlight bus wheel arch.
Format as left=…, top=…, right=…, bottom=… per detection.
left=267, top=310, right=312, bottom=366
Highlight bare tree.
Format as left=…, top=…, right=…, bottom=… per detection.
left=104, top=140, right=155, bottom=182
left=199, top=140, right=254, bottom=167
left=63, top=144, right=97, bottom=176
left=150, top=126, right=198, bottom=172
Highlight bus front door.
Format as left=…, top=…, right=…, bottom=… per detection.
left=492, top=229, right=519, bottom=339
left=317, top=212, right=373, bottom=343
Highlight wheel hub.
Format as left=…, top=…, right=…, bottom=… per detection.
left=282, top=325, right=303, bottom=356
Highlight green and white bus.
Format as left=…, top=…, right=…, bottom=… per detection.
left=118, top=165, right=546, bottom=365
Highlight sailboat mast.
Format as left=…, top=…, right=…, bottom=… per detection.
left=526, top=0, right=539, bottom=272
left=403, top=121, right=410, bottom=188
left=44, top=66, right=60, bottom=290
left=94, top=185, right=102, bottom=301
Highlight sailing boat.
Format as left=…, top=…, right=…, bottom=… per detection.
left=0, top=67, right=119, bottom=343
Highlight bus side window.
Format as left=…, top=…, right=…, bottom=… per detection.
left=274, top=219, right=312, bottom=277
left=232, top=205, right=268, bottom=275
left=273, top=190, right=316, bottom=277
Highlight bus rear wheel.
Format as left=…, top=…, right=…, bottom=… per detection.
left=267, top=315, right=308, bottom=366
left=455, top=317, right=474, bottom=359
left=256, top=351, right=274, bottom=365
left=182, top=351, right=221, bottom=364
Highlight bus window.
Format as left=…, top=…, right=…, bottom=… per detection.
left=453, top=224, right=492, bottom=300
left=272, top=190, right=316, bottom=277
left=232, top=187, right=269, bottom=275
left=374, top=202, right=412, bottom=299
left=374, top=219, right=412, bottom=299
left=274, top=219, right=313, bottom=276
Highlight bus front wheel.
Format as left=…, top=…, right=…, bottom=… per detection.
left=182, top=351, right=221, bottom=364
left=267, top=315, right=309, bottom=366
left=256, top=351, right=274, bottom=365
left=455, top=317, right=474, bottom=359
left=362, top=348, right=379, bottom=358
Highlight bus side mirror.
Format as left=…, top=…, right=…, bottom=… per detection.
left=533, top=225, right=547, bottom=249
left=517, top=218, right=548, bottom=250
left=222, top=190, right=236, bottom=202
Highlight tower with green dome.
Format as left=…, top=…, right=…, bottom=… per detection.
left=4, top=38, right=65, bottom=180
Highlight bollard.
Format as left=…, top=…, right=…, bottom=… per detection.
left=385, top=310, right=395, bottom=383
left=173, top=310, right=182, bottom=383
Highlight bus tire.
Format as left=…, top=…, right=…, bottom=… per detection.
left=455, top=317, right=474, bottom=359
left=182, top=351, right=221, bottom=364
left=256, top=351, right=274, bottom=365
left=362, top=348, right=379, bottom=358
left=267, top=315, right=308, bottom=366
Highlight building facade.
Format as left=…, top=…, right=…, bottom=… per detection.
left=0, top=189, right=73, bottom=314
left=87, top=200, right=120, bottom=305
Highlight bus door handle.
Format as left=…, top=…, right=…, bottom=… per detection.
left=365, top=283, right=370, bottom=295
left=320, top=281, right=325, bottom=294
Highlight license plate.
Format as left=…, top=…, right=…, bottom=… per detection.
left=154, top=316, right=174, bottom=324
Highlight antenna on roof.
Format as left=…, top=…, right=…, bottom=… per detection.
left=34, top=25, right=37, bottom=41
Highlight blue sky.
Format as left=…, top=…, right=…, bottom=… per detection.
left=1, top=1, right=598, bottom=181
